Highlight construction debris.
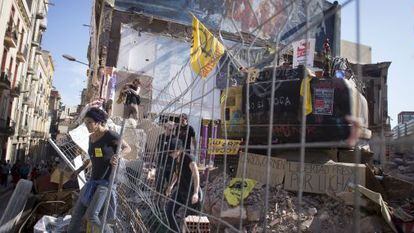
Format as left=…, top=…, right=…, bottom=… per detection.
left=203, top=175, right=396, bottom=233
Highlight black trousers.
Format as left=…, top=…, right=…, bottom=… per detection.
left=165, top=191, right=202, bottom=232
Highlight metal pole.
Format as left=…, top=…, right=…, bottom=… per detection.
left=100, top=117, right=127, bottom=233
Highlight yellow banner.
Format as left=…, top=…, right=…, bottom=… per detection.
left=208, top=138, right=241, bottom=155
left=300, top=75, right=313, bottom=115
left=190, top=15, right=225, bottom=78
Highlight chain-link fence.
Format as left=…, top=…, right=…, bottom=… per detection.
left=48, top=0, right=414, bottom=232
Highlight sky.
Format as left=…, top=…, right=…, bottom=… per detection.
left=337, top=0, right=414, bottom=127
left=42, top=0, right=92, bottom=108
left=42, top=0, right=414, bottom=127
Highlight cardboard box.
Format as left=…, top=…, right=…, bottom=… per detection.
left=236, top=152, right=286, bottom=186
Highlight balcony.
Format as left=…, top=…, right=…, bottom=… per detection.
left=35, top=48, right=42, bottom=55
left=39, top=18, right=47, bottom=31
left=36, top=12, right=45, bottom=20
left=31, top=40, right=40, bottom=47
left=0, top=71, right=11, bottom=90
left=0, top=119, right=16, bottom=136
left=27, top=66, right=35, bottom=75
left=23, top=96, right=34, bottom=108
left=4, top=24, right=18, bottom=48
left=16, top=45, right=29, bottom=63
left=10, top=83, right=22, bottom=97
left=31, top=130, right=45, bottom=138
left=19, top=127, right=29, bottom=136
left=32, top=73, right=39, bottom=81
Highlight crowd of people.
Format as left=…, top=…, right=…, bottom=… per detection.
left=0, top=159, right=58, bottom=189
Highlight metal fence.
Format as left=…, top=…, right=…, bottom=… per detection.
left=48, top=0, right=407, bottom=232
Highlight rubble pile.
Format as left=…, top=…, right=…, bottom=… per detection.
left=386, top=152, right=414, bottom=183
left=203, top=176, right=394, bottom=233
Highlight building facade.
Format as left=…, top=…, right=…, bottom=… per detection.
left=0, top=0, right=53, bottom=162
left=340, top=40, right=372, bottom=64
left=49, top=88, right=61, bottom=139
left=398, top=111, right=414, bottom=125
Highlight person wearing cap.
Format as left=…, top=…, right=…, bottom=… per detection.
left=178, top=113, right=197, bottom=155
left=165, top=139, right=202, bottom=232
left=68, top=107, right=131, bottom=232
left=155, top=121, right=178, bottom=193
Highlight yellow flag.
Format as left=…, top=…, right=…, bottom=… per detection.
left=300, top=75, right=313, bottom=115
left=190, top=15, right=225, bottom=78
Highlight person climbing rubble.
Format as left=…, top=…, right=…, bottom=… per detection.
left=67, top=107, right=131, bottom=232
left=165, top=139, right=202, bottom=232
left=155, top=121, right=178, bottom=193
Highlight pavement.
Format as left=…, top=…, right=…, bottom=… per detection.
left=0, top=185, right=15, bottom=220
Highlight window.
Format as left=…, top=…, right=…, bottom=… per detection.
left=1, top=49, right=7, bottom=72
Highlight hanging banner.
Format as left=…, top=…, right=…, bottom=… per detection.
left=207, top=138, right=241, bottom=155
left=190, top=15, right=225, bottom=78
left=292, top=38, right=315, bottom=68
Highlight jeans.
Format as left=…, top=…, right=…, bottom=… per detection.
left=67, top=185, right=108, bottom=233
left=166, top=191, right=203, bottom=232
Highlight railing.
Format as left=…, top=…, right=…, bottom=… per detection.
left=10, top=83, right=22, bottom=97
left=0, top=70, right=11, bottom=88
left=31, top=130, right=45, bottom=138
left=17, top=45, right=29, bottom=62
left=4, top=23, right=18, bottom=47
left=39, top=18, right=47, bottom=30
left=19, top=128, right=29, bottom=136
left=0, top=119, right=16, bottom=135
left=393, top=119, right=414, bottom=139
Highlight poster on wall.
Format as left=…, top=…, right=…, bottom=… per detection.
left=313, top=88, right=334, bottom=115
left=292, top=38, right=315, bottom=68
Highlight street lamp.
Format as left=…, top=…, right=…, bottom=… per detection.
left=62, top=54, right=89, bottom=66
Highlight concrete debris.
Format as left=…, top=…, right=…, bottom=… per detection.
left=386, top=152, right=414, bottom=183
left=203, top=176, right=388, bottom=233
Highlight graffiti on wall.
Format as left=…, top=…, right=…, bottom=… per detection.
left=115, top=0, right=338, bottom=52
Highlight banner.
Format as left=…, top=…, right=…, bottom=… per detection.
left=292, top=38, right=315, bottom=68
left=236, top=153, right=286, bottom=186
left=207, top=138, right=241, bottom=155
left=190, top=15, right=225, bottom=78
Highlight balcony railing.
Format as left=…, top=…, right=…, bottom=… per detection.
left=36, top=11, right=45, bottom=20
left=0, top=119, right=16, bottom=136
left=23, top=96, right=34, bottom=108
left=4, top=23, right=18, bottom=48
left=0, top=70, right=11, bottom=90
left=10, top=83, right=22, bottom=97
left=17, top=45, right=29, bottom=63
left=31, top=130, right=46, bottom=138
left=32, top=73, right=39, bottom=81
left=35, top=48, right=42, bottom=55
left=19, top=127, right=29, bottom=136
left=39, top=18, right=47, bottom=30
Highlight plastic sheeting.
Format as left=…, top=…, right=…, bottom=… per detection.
left=33, top=215, right=71, bottom=233
left=117, top=26, right=222, bottom=138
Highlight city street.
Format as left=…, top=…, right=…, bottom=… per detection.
left=1, top=0, right=414, bottom=232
